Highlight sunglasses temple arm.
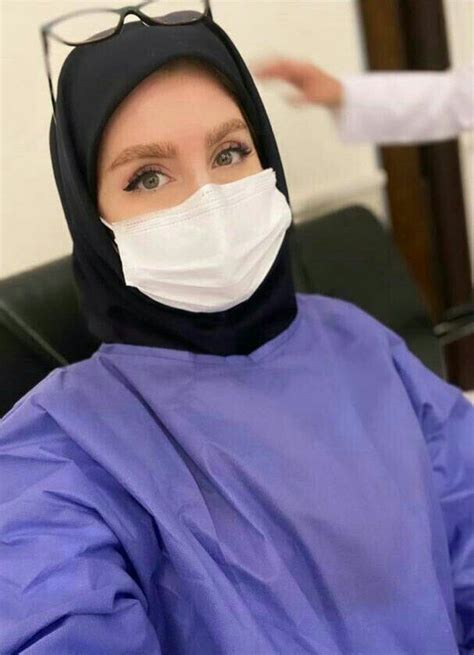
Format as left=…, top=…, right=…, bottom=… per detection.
left=41, top=32, right=57, bottom=122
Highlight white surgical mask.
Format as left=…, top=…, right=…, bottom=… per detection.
left=100, top=167, right=292, bottom=313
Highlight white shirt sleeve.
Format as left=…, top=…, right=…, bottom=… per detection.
left=331, top=60, right=474, bottom=144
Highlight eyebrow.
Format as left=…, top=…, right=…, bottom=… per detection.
left=106, top=118, right=250, bottom=173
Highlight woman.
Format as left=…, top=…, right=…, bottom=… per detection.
left=1, top=11, right=473, bottom=655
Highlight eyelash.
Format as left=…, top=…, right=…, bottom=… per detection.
left=123, top=142, right=253, bottom=193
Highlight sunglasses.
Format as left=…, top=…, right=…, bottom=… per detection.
left=40, top=0, right=213, bottom=121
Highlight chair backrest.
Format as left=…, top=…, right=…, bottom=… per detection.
left=0, top=256, right=100, bottom=416
left=0, top=204, right=444, bottom=417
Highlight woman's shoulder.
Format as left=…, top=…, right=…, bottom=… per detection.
left=0, top=353, right=153, bottom=534
left=0, top=352, right=119, bottom=464
left=297, top=292, right=468, bottom=428
left=297, top=291, right=400, bottom=348
left=0, top=359, right=109, bottom=519
left=1, top=354, right=102, bottom=424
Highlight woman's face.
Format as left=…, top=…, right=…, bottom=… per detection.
left=97, top=66, right=263, bottom=223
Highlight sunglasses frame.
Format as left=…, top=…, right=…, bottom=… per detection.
left=40, top=0, right=213, bottom=121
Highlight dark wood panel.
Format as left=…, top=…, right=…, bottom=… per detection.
left=358, top=0, right=444, bottom=321
left=399, top=0, right=474, bottom=389
left=399, top=0, right=472, bottom=306
left=445, top=335, right=474, bottom=390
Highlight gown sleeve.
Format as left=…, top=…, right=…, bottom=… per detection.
left=388, top=332, right=474, bottom=653
left=331, top=61, right=474, bottom=144
left=0, top=397, right=163, bottom=655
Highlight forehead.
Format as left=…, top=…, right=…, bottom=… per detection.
left=102, top=67, right=241, bottom=145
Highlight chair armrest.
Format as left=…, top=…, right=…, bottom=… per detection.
left=433, top=301, right=474, bottom=345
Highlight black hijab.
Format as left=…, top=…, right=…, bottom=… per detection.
left=49, top=14, right=297, bottom=356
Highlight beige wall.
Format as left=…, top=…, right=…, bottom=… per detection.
left=444, top=0, right=474, bottom=286
left=0, top=0, right=386, bottom=278
left=1, top=1, right=73, bottom=278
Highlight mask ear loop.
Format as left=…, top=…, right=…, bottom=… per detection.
left=99, top=216, right=120, bottom=253
left=99, top=216, right=113, bottom=229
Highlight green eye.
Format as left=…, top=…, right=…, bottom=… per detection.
left=214, top=144, right=252, bottom=168
left=124, top=168, right=169, bottom=193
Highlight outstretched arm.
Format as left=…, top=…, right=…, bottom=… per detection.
left=335, top=62, right=474, bottom=144
left=251, top=57, right=474, bottom=144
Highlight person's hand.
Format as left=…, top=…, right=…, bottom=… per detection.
left=250, top=57, right=343, bottom=109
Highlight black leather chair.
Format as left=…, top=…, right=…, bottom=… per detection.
left=1, top=204, right=473, bottom=417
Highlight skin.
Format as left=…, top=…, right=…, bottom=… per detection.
left=250, top=57, right=343, bottom=109
left=97, top=65, right=263, bottom=223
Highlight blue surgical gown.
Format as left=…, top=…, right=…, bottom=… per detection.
left=1, top=293, right=473, bottom=654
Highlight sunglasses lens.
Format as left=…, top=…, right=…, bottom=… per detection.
left=141, top=1, right=205, bottom=23
left=159, top=10, right=203, bottom=25
left=51, top=9, right=119, bottom=45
